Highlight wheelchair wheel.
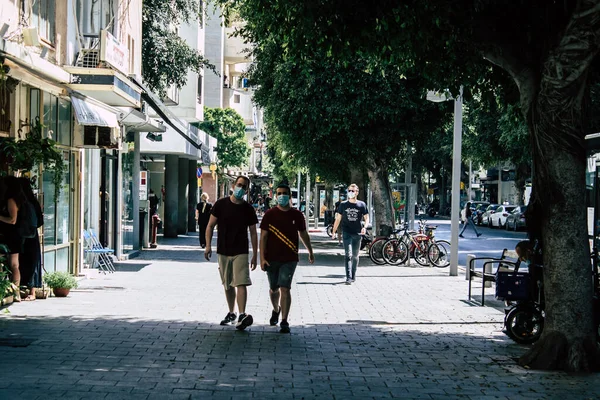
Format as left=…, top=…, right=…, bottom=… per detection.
left=504, top=306, right=544, bottom=344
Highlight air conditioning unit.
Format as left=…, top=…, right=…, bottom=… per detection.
left=73, top=124, right=121, bottom=149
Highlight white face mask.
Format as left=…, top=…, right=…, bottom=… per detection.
left=347, top=191, right=357, bottom=199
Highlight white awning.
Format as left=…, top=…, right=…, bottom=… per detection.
left=71, top=95, right=119, bottom=127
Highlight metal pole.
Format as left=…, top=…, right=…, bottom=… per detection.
left=297, top=170, right=301, bottom=209
left=406, top=145, right=414, bottom=230
left=305, top=173, right=311, bottom=223
left=498, top=163, right=502, bottom=204
left=449, top=86, right=463, bottom=277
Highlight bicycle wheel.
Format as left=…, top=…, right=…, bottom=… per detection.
left=504, top=306, right=544, bottom=344
left=428, top=240, right=451, bottom=268
left=382, top=239, right=408, bottom=265
left=368, top=237, right=387, bottom=265
left=412, top=242, right=429, bottom=266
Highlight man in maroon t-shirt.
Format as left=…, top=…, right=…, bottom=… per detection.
left=260, top=183, right=314, bottom=333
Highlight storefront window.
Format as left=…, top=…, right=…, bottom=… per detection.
left=43, top=92, right=57, bottom=139
left=43, top=151, right=71, bottom=245
left=121, top=145, right=134, bottom=253
left=57, top=99, right=71, bottom=145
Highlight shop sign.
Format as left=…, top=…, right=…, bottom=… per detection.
left=139, top=171, right=148, bottom=201
left=100, top=30, right=130, bottom=75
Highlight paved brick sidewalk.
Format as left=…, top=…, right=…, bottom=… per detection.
left=0, top=232, right=599, bottom=399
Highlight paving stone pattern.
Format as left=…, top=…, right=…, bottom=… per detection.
left=0, top=232, right=599, bottom=399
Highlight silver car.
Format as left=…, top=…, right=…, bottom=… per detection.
left=479, top=204, right=500, bottom=226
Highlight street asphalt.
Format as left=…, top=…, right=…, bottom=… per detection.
left=0, top=227, right=599, bottom=399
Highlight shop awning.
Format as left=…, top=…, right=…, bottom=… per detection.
left=71, top=95, right=119, bottom=127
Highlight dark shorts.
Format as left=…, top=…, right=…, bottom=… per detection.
left=265, top=261, right=297, bottom=290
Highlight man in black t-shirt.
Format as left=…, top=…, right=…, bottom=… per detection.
left=205, top=176, right=258, bottom=330
left=331, top=184, right=369, bottom=284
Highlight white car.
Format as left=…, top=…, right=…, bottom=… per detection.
left=488, top=205, right=517, bottom=228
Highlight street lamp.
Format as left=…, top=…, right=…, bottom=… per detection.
left=426, top=86, right=463, bottom=277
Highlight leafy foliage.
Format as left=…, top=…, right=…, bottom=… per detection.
left=142, top=0, right=215, bottom=97
left=43, top=271, right=79, bottom=289
left=195, top=107, right=250, bottom=170
left=0, top=118, right=65, bottom=195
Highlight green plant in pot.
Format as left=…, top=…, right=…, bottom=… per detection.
left=43, top=271, right=78, bottom=297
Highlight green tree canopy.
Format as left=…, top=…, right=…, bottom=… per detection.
left=142, top=0, right=215, bottom=96
left=195, top=107, right=250, bottom=170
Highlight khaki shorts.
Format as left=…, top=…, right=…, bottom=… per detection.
left=218, top=254, right=252, bottom=290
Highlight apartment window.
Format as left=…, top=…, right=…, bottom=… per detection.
left=233, top=94, right=240, bottom=104
left=76, top=0, right=115, bottom=37
left=28, top=0, right=56, bottom=44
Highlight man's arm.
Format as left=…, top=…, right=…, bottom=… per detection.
left=331, top=212, right=342, bottom=239
left=299, top=230, right=315, bottom=264
left=260, top=229, right=269, bottom=270
left=361, top=211, right=370, bottom=235
left=249, top=224, right=258, bottom=270
left=204, top=215, right=218, bottom=260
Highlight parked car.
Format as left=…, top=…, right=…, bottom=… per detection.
left=479, top=204, right=500, bottom=226
left=460, top=201, right=490, bottom=224
left=473, top=202, right=491, bottom=225
left=489, top=205, right=517, bottom=228
left=505, top=205, right=527, bottom=231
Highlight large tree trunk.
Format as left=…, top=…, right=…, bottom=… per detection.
left=514, top=3, right=600, bottom=371
left=349, top=166, right=367, bottom=202
left=514, top=162, right=531, bottom=205
left=368, top=162, right=395, bottom=235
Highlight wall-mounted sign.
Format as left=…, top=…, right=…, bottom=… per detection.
left=139, top=171, right=148, bottom=201
left=100, top=30, right=130, bottom=75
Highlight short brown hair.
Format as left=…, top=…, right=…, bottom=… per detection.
left=234, top=175, right=250, bottom=188
left=348, top=183, right=359, bottom=192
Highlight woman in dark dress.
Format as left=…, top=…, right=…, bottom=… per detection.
left=0, top=176, right=26, bottom=302
left=195, top=193, right=212, bottom=248
left=18, top=178, right=43, bottom=301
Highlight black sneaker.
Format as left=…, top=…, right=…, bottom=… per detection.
left=220, top=312, right=236, bottom=326
left=280, top=320, right=290, bottom=334
left=270, top=307, right=281, bottom=326
left=345, top=279, right=352, bottom=285
left=477, top=233, right=482, bottom=237
left=236, top=313, right=253, bottom=330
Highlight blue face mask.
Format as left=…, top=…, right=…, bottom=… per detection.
left=277, top=195, right=290, bottom=206
left=233, top=186, right=245, bottom=199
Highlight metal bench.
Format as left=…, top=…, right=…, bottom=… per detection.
left=468, top=249, right=520, bottom=306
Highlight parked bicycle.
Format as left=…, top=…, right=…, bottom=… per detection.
left=381, top=219, right=451, bottom=267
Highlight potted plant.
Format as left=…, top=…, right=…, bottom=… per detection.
left=43, top=271, right=78, bottom=297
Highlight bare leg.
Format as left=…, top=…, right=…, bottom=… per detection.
left=280, top=287, right=291, bottom=320
left=10, top=254, right=20, bottom=301
left=25, top=287, right=36, bottom=301
left=236, top=285, right=247, bottom=315
left=270, top=288, right=280, bottom=312
left=224, top=287, right=236, bottom=313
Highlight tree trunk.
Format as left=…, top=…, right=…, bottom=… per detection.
left=368, top=163, right=395, bottom=235
left=349, top=166, right=367, bottom=202
left=515, top=5, right=600, bottom=369
left=514, top=162, right=531, bottom=205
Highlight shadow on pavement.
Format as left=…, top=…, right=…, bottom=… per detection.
left=0, top=315, right=597, bottom=399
